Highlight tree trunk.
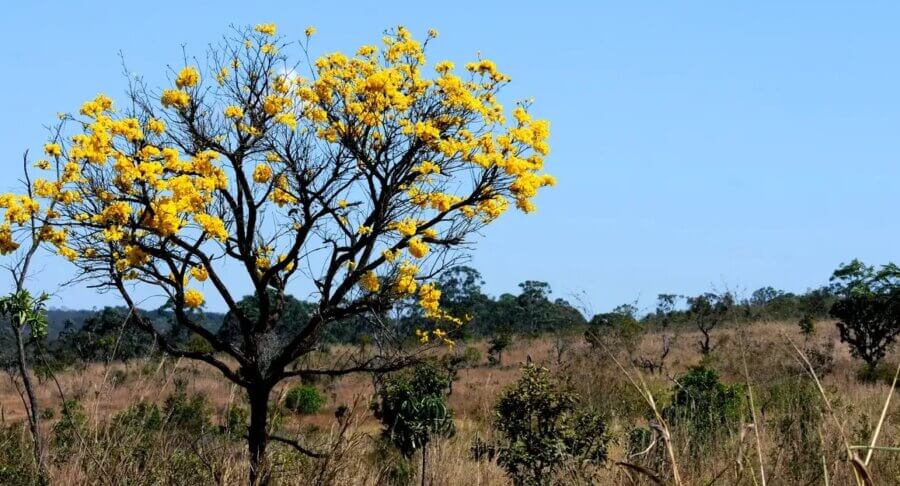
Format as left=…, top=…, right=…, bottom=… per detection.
left=13, top=326, right=47, bottom=483
left=247, top=384, right=272, bottom=486
left=421, top=445, right=427, bottom=486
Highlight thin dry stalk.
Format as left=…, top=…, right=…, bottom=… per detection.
left=863, top=360, right=900, bottom=466
left=739, top=333, right=767, bottom=486
left=784, top=333, right=867, bottom=486
left=597, top=339, right=683, bottom=486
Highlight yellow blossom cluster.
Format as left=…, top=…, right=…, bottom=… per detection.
left=1, top=23, right=553, bottom=351
left=184, top=289, right=205, bottom=308
left=360, top=270, right=380, bottom=292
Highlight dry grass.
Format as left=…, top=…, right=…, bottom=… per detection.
left=2, top=319, right=900, bottom=484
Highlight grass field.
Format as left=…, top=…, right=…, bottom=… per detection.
left=2, top=319, right=900, bottom=485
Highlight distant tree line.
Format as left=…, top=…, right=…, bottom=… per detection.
left=3, top=265, right=843, bottom=367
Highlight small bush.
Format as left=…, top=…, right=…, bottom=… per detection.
left=284, top=385, right=325, bottom=415
left=52, top=399, right=87, bottom=460
left=492, top=364, right=609, bottom=485
left=663, top=367, right=745, bottom=448
left=163, top=380, right=211, bottom=434
left=373, top=361, right=455, bottom=459
left=222, top=404, right=248, bottom=439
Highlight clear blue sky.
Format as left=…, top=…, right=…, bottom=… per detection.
left=2, top=2, right=898, bottom=314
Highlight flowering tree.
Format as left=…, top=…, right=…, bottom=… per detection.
left=0, top=23, right=553, bottom=483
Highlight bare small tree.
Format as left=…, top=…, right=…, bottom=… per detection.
left=687, top=292, right=733, bottom=355
left=0, top=153, right=53, bottom=484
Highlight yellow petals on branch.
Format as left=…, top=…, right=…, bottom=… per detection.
left=33, top=179, right=59, bottom=198
left=224, top=105, right=244, bottom=119
left=408, top=237, right=429, bottom=258
left=391, top=218, right=417, bottom=237
left=44, top=143, right=62, bottom=157
left=147, top=118, right=166, bottom=135
left=194, top=213, right=228, bottom=242
left=190, top=265, right=208, bottom=282
left=416, top=329, right=429, bottom=344
left=393, top=260, right=418, bottom=294
left=255, top=23, right=277, bottom=36
left=418, top=282, right=441, bottom=314
left=175, top=66, right=200, bottom=89
left=305, top=26, right=316, bottom=37
left=360, top=270, right=380, bottom=292
left=0, top=224, right=19, bottom=255
left=161, top=89, right=190, bottom=108
left=274, top=112, right=297, bottom=130
left=253, top=164, right=273, bottom=183
left=184, top=289, right=205, bottom=308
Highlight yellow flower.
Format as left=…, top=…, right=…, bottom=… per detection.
left=58, top=246, right=77, bottom=261
left=194, top=213, right=228, bottom=242
left=391, top=218, right=417, bottom=237
left=305, top=25, right=316, bottom=37
left=360, top=270, right=380, bottom=292
left=261, top=43, right=277, bottom=55
left=415, top=329, right=429, bottom=344
left=418, top=282, right=441, bottom=314
left=428, top=28, right=439, bottom=38
left=408, top=237, right=429, bottom=258
left=175, top=66, right=200, bottom=89
left=147, top=118, right=166, bottom=135
left=0, top=224, right=19, bottom=255
left=34, top=159, right=51, bottom=170
left=224, top=105, right=244, bottom=119
left=184, top=289, right=204, bottom=308
left=253, top=164, right=273, bottom=183
left=357, top=225, right=372, bottom=235
left=44, top=143, right=62, bottom=157
left=190, top=265, right=208, bottom=282
left=255, top=23, right=277, bottom=36
left=274, top=112, right=297, bottom=130
left=33, top=179, right=59, bottom=198
left=337, top=199, right=348, bottom=209
left=394, top=260, right=418, bottom=294
left=161, top=89, right=190, bottom=108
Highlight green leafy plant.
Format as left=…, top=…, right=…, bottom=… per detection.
left=663, top=367, right=745, bottom=448
left=492, top=364, right=609, bottom=485
left=829, top=259, right=900, bottom=373
left=373, top=361, right=455, bottom=484
left=283, top=385, right=325, bottom=415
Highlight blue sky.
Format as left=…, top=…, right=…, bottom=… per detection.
left=2, top=2, right=898, bottom=314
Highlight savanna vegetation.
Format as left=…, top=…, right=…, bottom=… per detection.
left=1, top=22, right=899, bottom=486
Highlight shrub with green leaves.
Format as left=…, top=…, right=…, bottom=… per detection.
left=284, top=385, right=325, bottom=415
left=52, top=400, right=87, bottom=460
left=372, top=360, right=455, bottom=459
left=492, top=364, right=609, bottom=485
left=663, top=367, right=745, bottom=447
left=162, top=380, right=211, bottom=434
left=828, top=259, right=900, bottom=373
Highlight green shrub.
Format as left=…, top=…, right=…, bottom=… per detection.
left=663, top=367, right=745, bottom=447
left=492, top=364, right=609, bottom=485
left=798, top=314, right=816, bottom=337
left=284, top=385, right=325, bottom=415
left=373, top=361, right=455, bottom=459
left=113, top=400, right=163, bottom=434
left=52, top=399, right=87, bottom=460
left=162, top=380, right=211, bottom=434
left=222, top=404, right=248, bottom=439
left=0, top=425, right=37, bottom=484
